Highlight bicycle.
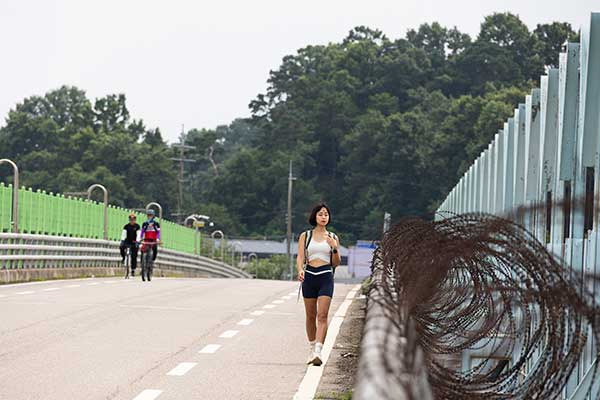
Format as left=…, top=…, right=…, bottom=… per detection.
left=122, top=243, right=137, bottom=279
left=139, top=240, right=157, bottom=282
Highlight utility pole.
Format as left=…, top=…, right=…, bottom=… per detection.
left=383, top=212, right=391, bottom=235
left=170, top=125, right=196, bottom=224
left=286, top=160, right=297, bottom=280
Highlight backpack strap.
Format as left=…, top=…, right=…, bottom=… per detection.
left=304, top=230, right=312, bottom=267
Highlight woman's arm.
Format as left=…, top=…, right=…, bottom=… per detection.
left=331, top=234, right=341, bottom=267
left=297, top=232, right=306, bottom=281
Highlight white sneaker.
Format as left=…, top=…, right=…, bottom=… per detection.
left=307, top=342, right=315, bottom=364
left=311, top=350, right=323, bottom=366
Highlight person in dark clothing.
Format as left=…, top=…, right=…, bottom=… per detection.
left=120, top=213, right=141, bottom=275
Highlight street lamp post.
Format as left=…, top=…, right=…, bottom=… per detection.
left=87, top=184, right=109, bottom=240
left=211, top=230, right=224, bottom=261
left=184, top=215, right=199, bottom=255
left=146, top=202, right=163, bottom=220
left=0, top=159, right=19, bottom=233
left=248, top=252, right=258, bottom=278
left=231, top=241, right=242, bottom=268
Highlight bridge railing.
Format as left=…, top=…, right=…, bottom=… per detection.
left=436, top=13, right=600, bottom=399
left=0, top=233, right=250, bottom=280
left=354, top=248, right=433, bottom=400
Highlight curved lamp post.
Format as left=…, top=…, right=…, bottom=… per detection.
left=211, top=230, right=224, bottom=261
left=231, top=240, right=243, bottom=268
left=87, top=184, right=109, bottom=240
left=146, top=202, right=163, bottom=220
left=0, top=159, right=19, bottom=233
left=248, top=252, right=258, bottom=277
left=184, top=215, right=199, bottom=255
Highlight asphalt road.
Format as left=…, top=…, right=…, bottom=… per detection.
left=0, top=276, right=356, bottom=400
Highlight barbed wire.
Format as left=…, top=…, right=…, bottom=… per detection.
left=367, top=212, right=600, bottom=399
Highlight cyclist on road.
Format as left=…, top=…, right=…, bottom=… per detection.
left=120, top=213, right=141, bottom=276
left=140, top=209, right=161, bottom=261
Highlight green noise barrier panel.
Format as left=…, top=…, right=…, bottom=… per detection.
left=0, top=185, right=208, bottom=255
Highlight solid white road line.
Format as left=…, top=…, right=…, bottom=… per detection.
left=272, top=300, right=284, bottom=304
left=293, top=284, right=362, bottom=400
left=199, top=344, right=221, bottom=354
left=166, top=362, right=197, bottom=376
left=16, top=291, right=34, bottom=295
left=42, top=287, right=60, bottom=292
left=250, top=310, right=265, bottom=316
left=219, top=330, right=239, bottom=338
left=263, top=304, right=276, bottom=309
left=237, top=318, right=254, bottom=326
left=132, top=389, right=163, bottom=400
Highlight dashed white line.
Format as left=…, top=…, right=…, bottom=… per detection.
left=288, top=291, right=297, bottom=296
left=166, top=362, right=197, bottom=376
left=281, top=296, right=292, bottom=300
left=199, top=344, right=221, bottom=354
left=263, top=304, right=276, bottom=309
left=272, top=300, right=284, bottom=304
left=16, top=291, right=34, bottom=295
left=219, top=330, right=239, bottom=338
left=132, top=389, right=162, bottom=400
left=42, top=287, right=60, bottom=292
left=237, top=318, right=254, bottom=326
left=251, top=310, right=265, bottom=316
left=66, top=284, right=81, bottom=288
left=87, top=282, right=100, bottom=286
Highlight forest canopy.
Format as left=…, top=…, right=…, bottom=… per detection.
left=0, top=13, right=577, bottom=244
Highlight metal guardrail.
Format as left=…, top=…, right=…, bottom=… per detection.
left=354, top=250, right=433, bottom=400
left=0, top=233, right=250, bottom=279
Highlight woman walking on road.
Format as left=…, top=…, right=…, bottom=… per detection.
left=297, top=203, right=341, bottom=366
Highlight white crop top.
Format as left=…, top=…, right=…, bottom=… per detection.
left=307, top=237, right=331, bottom=263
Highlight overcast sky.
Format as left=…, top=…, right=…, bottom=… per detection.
left=1, top=1, right=597, bottom=142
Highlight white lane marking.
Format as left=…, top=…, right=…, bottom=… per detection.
left=263, top=304, right=276, bottom=309
left=199, top=344, right=221, bottom=354
left=87, top=282, right=100, bottom=286
left=288, top=291, right=297, bottom=296
left=43, top=287, right=60, bottom=291
left=219, top=330, right=239, bottom=338
left=293, top=284, right=361, bottom=400
left=272, top=300, right=284, bottom=304
left=281, top=296, right=292, bottom=300
left=347, top=290, right=358, bottom=298
left=0, top=294, right=6, bottom=298
left=250, top=310, right=265, bottom=316
left=132, top=389, right=162, bottom=400
left=66, top=284, right=81, bottom=288
left=103, top=281, right=118, bottom=284
left=16, top=291, right=34, bottom=295
left=166, top=362, right=197, bottom=376
left=237, top=318, right=254, bottom=326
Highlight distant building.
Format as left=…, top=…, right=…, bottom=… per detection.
left=347, top=240, right=377, bottom=278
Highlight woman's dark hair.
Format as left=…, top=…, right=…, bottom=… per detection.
left=308, top=203, right=332, bottom=227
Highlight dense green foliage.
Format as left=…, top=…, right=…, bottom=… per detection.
left=0, top=13, right=577, bottom=244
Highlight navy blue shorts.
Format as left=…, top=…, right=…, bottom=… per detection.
left=302, top=265, right=334, bottom=298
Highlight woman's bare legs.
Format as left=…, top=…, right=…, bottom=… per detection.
left=316, top=296, right=332, bottom=343
left=303, top=297, right=317, bottom=341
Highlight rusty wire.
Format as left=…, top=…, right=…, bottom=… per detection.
left=368, top=213, right=600, bottom=399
